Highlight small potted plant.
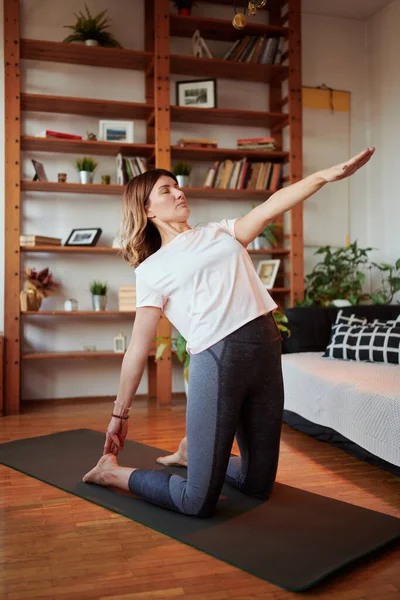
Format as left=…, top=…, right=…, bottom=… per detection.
left=174, top=1, right=195, bottom=16
left=63, top=4, right=123, bottom=47
left=173, top=162, right=192, bottom=188
left=75, top=156, right=98, bottom=184
left=89, top=280, right=108, bottom=311
left=252, top=222, right=282, bottom=250
left=155, top=332, right=190, bottom=396
left=20, top=267, right=60, bottom=311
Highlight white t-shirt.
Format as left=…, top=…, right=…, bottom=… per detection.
left=134, top=218, right=277, bottom=354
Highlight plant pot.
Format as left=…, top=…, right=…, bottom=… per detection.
left=331, top=299, right=352, bottom=308
left=176, top=175, right=189, bottom=187
left=79, top=171, right=94, bottom=184
left=20, top=290, right=42, bottom=311
left=92, top=294, right=107, bottom=311
left=184, top=376, right=189, bottom=398
left=178, top=8, right=191, bottom=15
left=253, top=236, right=270, bottom=250
left=85, top=39, right=99, bottom=46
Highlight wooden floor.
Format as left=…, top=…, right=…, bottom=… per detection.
left=0, top=396, right=399, bottom=600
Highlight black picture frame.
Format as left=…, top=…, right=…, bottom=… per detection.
left=175, top=78, right=217, bottom=108
left=64, top=228, right=102, bottom=247
left=31, top=159, right=48, bottom=182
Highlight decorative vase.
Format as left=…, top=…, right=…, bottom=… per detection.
left=79, top=170, right=94, bottom=184
left=176, top=175, right=189, bottom=187
left=85, top=39, right=99, bottom=46
left=331, top=299, right=352, bottom=308
left=92, top=294, right=107, bottom=311
left=253, top=236, right=270, bottom=250
left=20, top=289, right=42, bottom=311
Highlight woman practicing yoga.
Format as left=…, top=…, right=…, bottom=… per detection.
left=83, top=147, right=375, bottom=517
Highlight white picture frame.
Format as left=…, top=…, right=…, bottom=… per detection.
left=257, top=259, right=281, bottom=289
left=98, top=120, right=134, bottom=143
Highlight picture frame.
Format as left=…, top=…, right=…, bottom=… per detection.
left=98, top=120, right=134, bottom=143
left=176, top=78, right=217, bottom=108
left=64, top=228, right=102, bottom=247
left=31, top=159, right=48, bottom=182
left=257, top=259, right=281, bottom=289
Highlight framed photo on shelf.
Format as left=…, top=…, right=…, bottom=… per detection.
left=257, top=259, right=280, bottom=289
left=64, top=228, right=102, bottom=247
left=176, top=78, right=217, bottom=108
left=31, top=159, right=48, bottom=182
left=98, top=120, right=134, bottom=143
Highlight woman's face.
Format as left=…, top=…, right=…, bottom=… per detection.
left=146, top=175, right=191, bottom=223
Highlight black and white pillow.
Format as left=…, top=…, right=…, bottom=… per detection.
left=335, top=309, right=367, bottom=327
left=370, top=315, right=400, bottom=327
left=324, top=322, right=400, bottom=365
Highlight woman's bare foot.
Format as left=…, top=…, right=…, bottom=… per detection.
left=83, top=453, right=118, bottom=486
left=157, top=436, right=187, bottom=467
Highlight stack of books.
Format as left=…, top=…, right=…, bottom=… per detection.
left=36, top=129, right=82, bottom=140
left=119, top=286, right=136, bottom=312
left=20, top=235, right=62, bottom=247
left=176, top=138, right=218, bottom=148
left=203, top=158, right=282, bottom=192
left=237, top=137, right=277, bottom=151
left=116, top=154, right=147, bottom=186
left=223, top=35, right=286, bottom=65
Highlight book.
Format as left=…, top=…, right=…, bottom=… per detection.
left=20, top=235, right=61, bottom=246
left=176, top=138, right=218, bottom=146
left=237, top=137, right=276, bottom=144
left=36, top=130, right=83, bottom=140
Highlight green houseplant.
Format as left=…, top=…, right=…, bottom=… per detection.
left=369, top=258, right=400, bottom=304
left=75, top=156, right=98, bottom=184
left=172, top=162, right=192, bottom=188
left=63, top=5, right=122, bottom=48
left=298, top=242, right=373, bottom=307
left=89, top=280, right=108, bottom=311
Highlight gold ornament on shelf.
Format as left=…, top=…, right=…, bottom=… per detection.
left=232, top=12, right=247, bottom=29
left=248, top=1, right=257, bottom=16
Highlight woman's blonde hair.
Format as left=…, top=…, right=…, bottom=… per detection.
left=118, top=169, right=177, bottom=268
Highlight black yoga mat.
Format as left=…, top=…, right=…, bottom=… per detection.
left=1, top=429, right=399, bottom=593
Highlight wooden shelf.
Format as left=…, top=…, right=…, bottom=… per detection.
left=20, top=246, right=119, bottom=254
left=171, top=146, right=288, bottom=162
left=170, top=55, right=288, bottom=83
left=20, top=39, right=153, bottom=71
left=22, top=311, right=136, bottom=316
left=21, top=136, right=154, bottom=157
left=21, top=181, right=123, bottom=195
left=22, top=349, right=156, bottom=360
left=21, top=93, right=154, bottom=120
left=170, top=15, right=288, bottom=42
left=170, top=105, right=288, bottom=128
left=21, top=182, right=277, bottom=200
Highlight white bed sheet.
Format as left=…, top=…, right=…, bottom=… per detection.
left=282, top=352, right=400, bottom=467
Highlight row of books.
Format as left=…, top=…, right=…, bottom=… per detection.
left=176, top=137, right=218, bottom=148
left=204, top=159, right=282, bottom=192
left=36, top=129, right=82, bottom=140
left=116, top=154, right=147, bottom=185
left=20, top=235, right=61, bottom=247
left=223, top=35, right=286, bottom=65
left=237, top=136, right=277, bottom=151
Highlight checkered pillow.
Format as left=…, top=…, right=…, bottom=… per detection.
left=324, top=322, right=400, bottom=364
left=334, top=309, right=367, bottom=327
left=370, top=315, right=400, bottom=327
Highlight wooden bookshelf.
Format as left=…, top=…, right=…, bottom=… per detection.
left=4, top=0, right=303, bottom=414
left=170, top=55, right=288, bottom=83
left=21, top=93, right=154, bottom=120
left=170, top=14, right=288, bottom=41
left=20, top=39, right=153, bottom=70
left=170, top=105, right=288, bottom=128
left=21, top=136, right=154, bottom=157
left=171, top=145, right=288, bottom=162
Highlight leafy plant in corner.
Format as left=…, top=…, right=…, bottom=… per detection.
left=89, top=280, right=108, bottom=296
left=368, top=258, right=400, bottom=304
left=172, top=162, right=192, bottom=177
left=63, top=4, right=123, bottom=48
left=297, top=242, right=373, bottom=307
left=75, top=156, right=98, bottom=173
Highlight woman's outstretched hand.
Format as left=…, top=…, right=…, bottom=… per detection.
left=317, top=147, right=375, bottom=183
left=104, top=416, right=129, bottom=456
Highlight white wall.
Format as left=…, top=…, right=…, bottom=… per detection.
left=366, top=0, right=400, bottom=267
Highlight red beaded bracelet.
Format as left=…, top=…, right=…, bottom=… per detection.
left=111, top=413, right=129, bottom=420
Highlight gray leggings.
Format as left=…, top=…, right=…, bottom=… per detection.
left=129, top=312, right=284, bottom=518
